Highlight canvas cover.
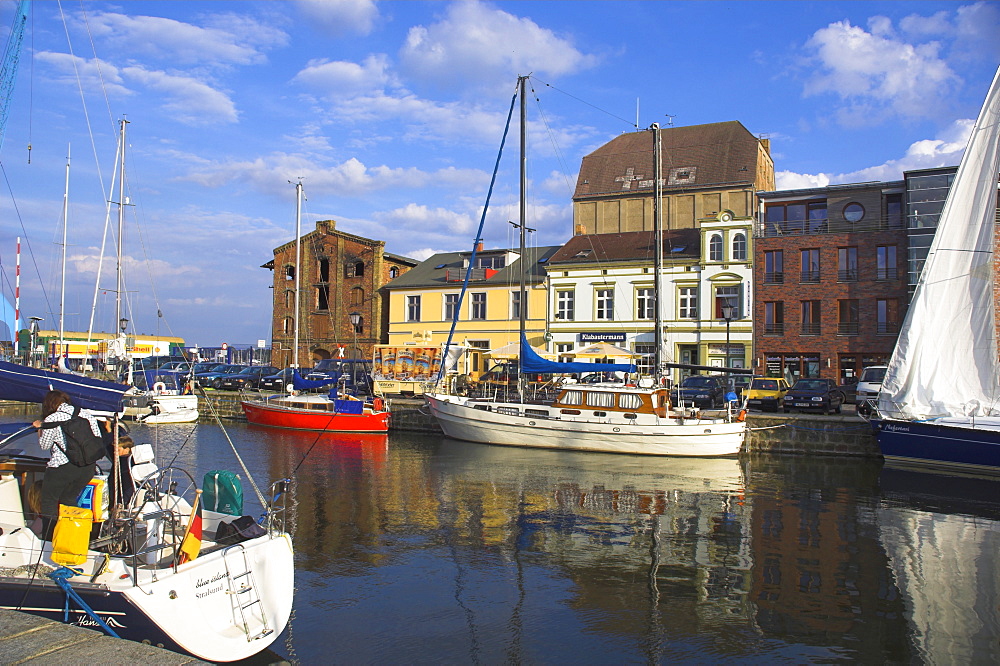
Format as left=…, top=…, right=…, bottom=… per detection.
left=202, top=470, right=243, bottom=516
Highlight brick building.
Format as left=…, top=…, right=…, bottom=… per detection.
left=266, top=219, right=417, bottom=367
left=754, top=181, right=909, bottom=385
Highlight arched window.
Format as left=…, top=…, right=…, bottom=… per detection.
left=351, top=287, right=364, bottom=306
left=283, top=317, right=294, bottom=334
left=284, top=289, right=294, bottom=308
left=709, top=234, right=723, bottom=262
left=346, top=260, right=364, bottom=277
left=284, top=264, right=295, bottom=280
left=732, top=233, right=747, bottom=261
left=389, top=266, right=399, bottom=279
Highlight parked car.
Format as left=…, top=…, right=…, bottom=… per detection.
left=194, top=364, right=248, bottom=389
left=217, top=365, right=280, bottom=391
left=259, top=368, right=299, bottom=392
left=745, top=377, right=790, bottom=412
left=782, top=378, right=845, bottom=414
left=305, top=359, right=374, bottom=394
left=855, top=365, right=887, bottom=416
left=671, top=375, right=728, bottom=409
left=730, top=375, right=754, bottom=399
left=838, top=376, right=859, bottom=404
left=192, top=362, right=225, bottom=375
left=158, top=361, right=193, bottom=373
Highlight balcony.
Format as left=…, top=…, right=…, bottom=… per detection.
left=837, top=269, right=859, bottom=282
left=446, top=268, right=498, bottom=282
left=877, top=321, right=898, bottom=335
left=763, top=272, right=784, bottom=284
left=800, top=271, right=821, bottom=284
left=838, top=322, right=859, bottom=336
left=800, top=323, right=821, bottom=336
left=876, top=267, right=898, bottom=280
left=764, top=323, right=784, bottom=336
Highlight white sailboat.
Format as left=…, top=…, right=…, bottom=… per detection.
left=871, top=65, right=1000, bottom=473
left=425, top=76, right=748, bottom=457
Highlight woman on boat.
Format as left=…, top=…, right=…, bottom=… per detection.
left=32, top=389, right=103, bottom=537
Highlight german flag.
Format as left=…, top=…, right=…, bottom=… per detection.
left=178, top=489, right=203, bottom=565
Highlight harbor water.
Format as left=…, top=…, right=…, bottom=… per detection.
left=9, top=417, right=1000, bottom=664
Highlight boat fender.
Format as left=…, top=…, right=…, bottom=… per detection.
left=152, top=382, right=167, bottom=394
left=372, top=397, right=384, bottom=412
left=737, top=409, right=747, bottom=422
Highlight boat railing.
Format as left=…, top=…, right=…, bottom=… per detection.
left=266, top=478, right=292, bottom=536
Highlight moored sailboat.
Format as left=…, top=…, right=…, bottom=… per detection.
left=870, top=66, right=1000, bottom=473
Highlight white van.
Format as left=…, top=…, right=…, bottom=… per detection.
left=855, top=365, right=887, bottom=415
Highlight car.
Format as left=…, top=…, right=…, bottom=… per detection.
left=730, top=375, right=754, bottom=399
left=782, top=378, right=845, bottom=415
left=158, top=361, right=193, bottom=373
left=837, top=377, right=859, bottom=404
left=259, top=368, right=299, bottom=392
left=670, top=374, right=728, bottom=409
left=855, top=365, right=887, bottom=416
left=305, top=359, right=374, bottom=394
left=192, top=362, right=225, bottom=375
left=745, top=377, right=790, bottom=412
left=216, top=365, right=280, bottom=391
left=194, top=364, right=248, bottom=389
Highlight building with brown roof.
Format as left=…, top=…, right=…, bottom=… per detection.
left=266, top=219, right=418, bottom=367
left=572, top=121, right=774, bottom=235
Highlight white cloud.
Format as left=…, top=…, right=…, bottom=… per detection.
left=803, top=18, right=959, bottom=125
left=295, top=0, right=380, bottom=37
left=375, top=203, right=475, bottom=235
left=122, top=67, right=238, bottom=125
left=399, top=1, right=598, bottom=93
left=776, top=118, right=972, bottom=189
left=35, top=52, right=131, bottom=98
left=292, top=54, right=395, bottom=95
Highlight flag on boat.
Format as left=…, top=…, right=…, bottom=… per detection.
left=179, top=489, right=203, bottom=564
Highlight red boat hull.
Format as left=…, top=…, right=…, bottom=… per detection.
left=241, top=399, right=390, bottom=432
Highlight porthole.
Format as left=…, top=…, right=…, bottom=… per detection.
left=843, top=202, right=864, bottom=223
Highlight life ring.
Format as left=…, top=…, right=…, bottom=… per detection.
left=372, top=397, right=384, bottom=412
left=152, top=382, right=167, bottom=394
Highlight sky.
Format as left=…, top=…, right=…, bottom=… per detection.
left=0, top=0, right=997, bottom=349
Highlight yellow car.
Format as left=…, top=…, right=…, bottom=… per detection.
left=745, top=377, right=790, bottom=412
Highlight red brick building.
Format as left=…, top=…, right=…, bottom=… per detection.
left=267, top=219, right=417, bottom=367
left=754, top=181, right=908, bottom=385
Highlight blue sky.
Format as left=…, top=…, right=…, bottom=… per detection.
left=0, top=0, right=997, bottom=348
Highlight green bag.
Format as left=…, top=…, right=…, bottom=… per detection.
left=202, top=470, right=243, bottom=516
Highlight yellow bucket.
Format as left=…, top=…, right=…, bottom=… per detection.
left=51, top=505, right=93, bottom=566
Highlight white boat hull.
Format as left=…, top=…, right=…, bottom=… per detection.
left=140, top=407, right=199, bottom=424
left=426, top=393, right=746, bottom=456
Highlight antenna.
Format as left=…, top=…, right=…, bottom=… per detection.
left=665, top=114, right=675, bottom=128
left=636, top=98, right=640, bottom=130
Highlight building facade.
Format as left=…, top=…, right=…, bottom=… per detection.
left=267, top=219, right=417, bottom=367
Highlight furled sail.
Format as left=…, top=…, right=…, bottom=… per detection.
left=879, top=66, right=1000, bottom=419
left=519, top=334, right=636, bottom=375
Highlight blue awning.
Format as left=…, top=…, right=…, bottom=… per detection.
left=519, top=334, right=636, bottom=375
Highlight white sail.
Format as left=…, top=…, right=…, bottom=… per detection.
left=880, top=66, right=1000, bottom=420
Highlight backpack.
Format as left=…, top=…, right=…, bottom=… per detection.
left=56, top=407, right=107, bottom=467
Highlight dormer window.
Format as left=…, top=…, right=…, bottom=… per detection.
left=573, top=249, right=593, bottom=259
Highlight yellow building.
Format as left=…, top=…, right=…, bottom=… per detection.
left=384, top=245, right=559, bottom=376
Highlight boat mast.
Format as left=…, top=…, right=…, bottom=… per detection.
left=59, top=144, right=69, bottom=367
left=651, top=123, right=664, bottom=383
left=114, top=119, right=127, bottom=355
left=293, top=180, right=303, bottom=368
left=517, top=75, right=528, bottom=402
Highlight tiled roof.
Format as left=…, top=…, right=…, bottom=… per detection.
left=547, top=229, right=701, bottom=264
left=384, top=246, right=561, bottom=289
left=574, top=121, right=763, bottom=199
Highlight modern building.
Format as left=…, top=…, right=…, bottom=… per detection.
left=266, top=219, right=417, bottom=367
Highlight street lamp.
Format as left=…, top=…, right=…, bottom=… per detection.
left=721, top=303, right=737, bottom=369
left=349, top=311, right=361, bottom=355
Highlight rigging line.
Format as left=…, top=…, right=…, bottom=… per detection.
left=531, top=76, right=637, bottom=130
left=0, top=161, right=53, bottom=314
left=87, top=132, right=121, bottom=343
left=199, top=387, right=268, bottom=509
left=76, top=0, right=118, bottom=136
left=527, top=80, right=577, bottom=199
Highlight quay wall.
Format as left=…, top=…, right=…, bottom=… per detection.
left=2, top=395, right=883, bottom=459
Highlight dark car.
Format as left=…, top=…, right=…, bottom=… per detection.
left=671, top=375, right=728, bottom=409
left=192, top=362, right=225, bottom=375
left=217, top=365, right=280, bottom=391
left=259, top=368, right=298, bottom=392
left=305, top=359, right=373, bottom=394
left=194, top=364, right=248, bottom=389
left=782, top=378, right=845, bottom=414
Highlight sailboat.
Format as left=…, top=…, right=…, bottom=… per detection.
left=424, top=77, right=749, bottom=457
left=871, top=66, right=1000, bottom=473
left=240, top=181, right=390, bottom=433
left=0, top=362, right=295, bottom=661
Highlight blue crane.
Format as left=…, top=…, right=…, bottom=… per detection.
left=0, top=0, right=30, bottom=155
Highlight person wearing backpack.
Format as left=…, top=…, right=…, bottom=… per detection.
left=32, top=389, right=105, bottom=538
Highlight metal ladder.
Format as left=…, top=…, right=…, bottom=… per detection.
left=223, top=544, right=273, bottom=641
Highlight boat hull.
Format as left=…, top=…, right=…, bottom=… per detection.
left=425, top=394, right=745, bottom=457
left=242, top=399, right=389, bottom=432
left=872, top=417, right=1000, bottom=474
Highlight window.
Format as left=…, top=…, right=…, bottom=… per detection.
left=350, top=287, right=364, bottom=306
left=316, top=284, right=329, bottom=310
left=679, top=287, right=698, bottom=319
left=585, top=392, right=615, bottom=409
left=800, top=301, right=821, bottom=335
left=283, top=317, right=294, bottom=335
left=636, top=288, right=655, bottom=320
left=886, top=193, right=903, bottom=229
left=877, top=246, right=897, bottom=280
left=444, top=294, right=459, bottom=321
left=765, top=201, right=827, bottom=235
left=561, top=390, right=583, bottom=406
left=619, top=394, right=643, bottom=410
left=634, top=344, right=655, bottom=376
left=476, top=255, right=506, bottom=270
left=732, top=233, right=747, bottom=261
left=838, top=299, right=859, bottom=335
left=556, top=343, right=574, bottom=361
left=470, top=292, right=486, bottom=320
left=389, top=266, right=400, bottom=279
left=510, top=291, right=524, bottom=320
left=406, top=295, right=421, bottom=322
left=346, top=261, right=364, bottom=278
left=714, top=286, right=740, bottom=319
left=709, top=234, right=723, bottom=261
left=838, top=247, right=858, bottom=281
left=556, top=290, right=575, bottom=320
left=596, top=288, right=614, bottom=320
left=764, top=302, right=784, bottom=335
left=877, top=299, right=897, bottom=335
left=284, top=289, right=294, bottom=308
left=843, top=202, right=865, bottom=223
left=764, top=250, right=783, bottom=284
left=285, top=264, right=295, bottom=281
left=800, top=249, right=820, bottom=283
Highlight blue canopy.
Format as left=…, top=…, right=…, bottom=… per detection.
left=290, top=369, right=339, bottom=392
left=519, top=335, right=636, bottom=375
left=0, top=361, right=130, bottom=412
